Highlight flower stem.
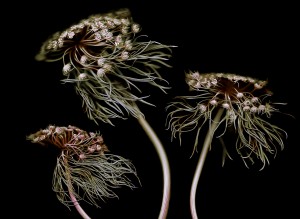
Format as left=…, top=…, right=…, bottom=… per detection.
left=64, top=158, right=91, bottom=219
left=137, top=113, right=171, bottom=219
left=190, top=108, right=224, bottom=219
left=68, top=188, right=91, bottom=219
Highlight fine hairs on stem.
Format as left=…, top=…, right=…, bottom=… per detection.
left=166, top=71, right=290, bottom=219
left=27, top=125, right=140, bottom=219
left=35, top=8, right=174, bottom=219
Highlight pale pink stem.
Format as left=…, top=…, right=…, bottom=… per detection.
left=137, top=113, right=171, bottom=219
left=68, top=185, right=91, bottom=219
left=190, top=108, right=224, bottom=219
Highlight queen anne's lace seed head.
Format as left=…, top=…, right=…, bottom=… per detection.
left=103, top=63, right=112, bottom=71
left=97, top=68, right=105, bottom=77
left=26, top=125, right=140, bottom=209
left=236, top=92, right=243, bottom=98
left=166, top=72, right=289, bottom=169
left=243, top=105, right=251, bottom=111
left=210, top=99, right=218, bottom=106
left=198, top=104, right=207, bottom=113
left=120, top=51, right=129, bottom=60
left=250, top=106, right=258, bottom=113
left=251, top=97, right=259, bottom=103
left=131, top=23, right=140, bottom=33
left=258, top=104, right=266, bottom=113
left=78, top=73, right=87, bottom=80
left=62, top=63, right=72, bottom=75
left=68, top=31, right=76, bottom=39
left=243, top=100, right=251, bottom=106
left=222, top=103, right=230, bottom=109
left=80, top=55, right=88, bottom=64
left=35, top=8, right=174, bottom=125
left=97, top=58, right=105, bottom=67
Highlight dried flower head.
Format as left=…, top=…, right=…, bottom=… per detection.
left=35, top=8, right=174, bottom=125
left=27, top=125, right=139, bottom=209
left=166, top=72, right=288, bottom=169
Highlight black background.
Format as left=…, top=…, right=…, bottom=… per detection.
left=5, top=1, right=299, bottom=219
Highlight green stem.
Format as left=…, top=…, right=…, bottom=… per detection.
left=190, top=108, right=224, bottom=219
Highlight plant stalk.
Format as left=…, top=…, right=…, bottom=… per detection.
left=190, top=108, right=224, bottom=219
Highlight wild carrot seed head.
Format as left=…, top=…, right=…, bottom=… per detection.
left=27, top=125, right=108, bottom=155
left=27, top=124, right=140, bottom=208
left=35, top=8, right=175, bottom=125
left=166, top=72, right=288, bottom=169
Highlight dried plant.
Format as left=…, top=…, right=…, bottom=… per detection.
left=35, top=8, right=173, bottom=219
left=35, top=8, right=173, bottom=125
left=27, top=125, right=139, bottom=219
left=166, top=71, right=290, bottom=219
